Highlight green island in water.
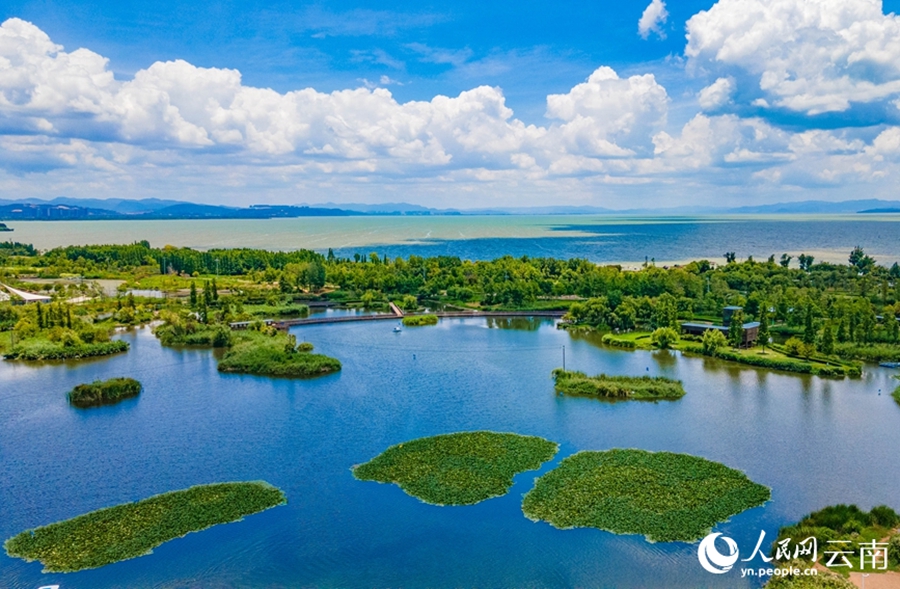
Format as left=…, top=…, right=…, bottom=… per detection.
left=67, top=377, right=142, bottom=408
left=521, top=449, right=770, bottom=542
left=217, top=330, right=341, bottom=377
left=3, top=481, right=287, bottom=573
left=353, top=431, right=558, bottom=506
left=401, top=314, right=438, bottom=327
left=552, top=369, right=686, bottom=401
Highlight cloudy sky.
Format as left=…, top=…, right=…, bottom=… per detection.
left=3, top=0, right=900, bottom=209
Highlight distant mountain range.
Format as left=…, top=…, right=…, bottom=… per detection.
left=1, top=197, right=899, bottom=221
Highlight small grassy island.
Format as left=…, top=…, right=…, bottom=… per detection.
left=552, top=369, right=686, bottom=401
left=353, top=431, right=558, bottom=506
left=67, top=377, right=142, bottom=408
left=521, top=449, right=770, bottom=542
left=401, top=314, right=439, bottom=327
left=4, top=481, right=286, bottom=573
left=217, top=331, right=341, bottom=378
left=770, top=504, right=900, bottom=572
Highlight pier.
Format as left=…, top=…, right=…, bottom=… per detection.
left=231, top=310, right=566, bottom=330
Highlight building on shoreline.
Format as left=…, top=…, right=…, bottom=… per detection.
left=681, top=306, right=760, bottom=347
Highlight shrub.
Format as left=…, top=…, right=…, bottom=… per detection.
left=650, top=327, right=679, bottom=349
left=600, top=333, right=637, bottom=349
left=701, top=329, right=728, bottom=355
left=784, top=337, right=800, bottom=355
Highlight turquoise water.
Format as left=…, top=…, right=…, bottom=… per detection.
left=6, top=215, right=900, bottom=265
left=2, top=319, right=898, bottom=588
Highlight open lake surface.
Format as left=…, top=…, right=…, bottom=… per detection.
left=7, top=214, right=900, bottom=265
left=2, top=318, right=899, bottom=588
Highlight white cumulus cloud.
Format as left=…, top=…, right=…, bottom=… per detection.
left=685, top=0, right=900, bottom=116
left=698, top=77, right=735, bottom=111
left=638, top=0, right=669, bottom=40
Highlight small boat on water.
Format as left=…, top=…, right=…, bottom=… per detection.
left=393, top=326, right=402, bottom=333
left=880, top=362, right=900, bottom=368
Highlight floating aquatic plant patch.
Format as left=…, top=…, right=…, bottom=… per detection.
left=4, top=481, right=286, bottom=573
left=552, top=369, right=686, bottom=400
left=67, top=377, right=142, bottom=408
left=522, top=449, right=770, bottom=542
left=353, top=431, right=558, bottom=506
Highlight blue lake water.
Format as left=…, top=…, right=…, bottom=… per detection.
left=7, top=215, right=900, bottom=265
left=2, top=319, right=899, bottom=588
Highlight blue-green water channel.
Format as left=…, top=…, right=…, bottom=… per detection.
left=1, top=318, right=898, bottom=588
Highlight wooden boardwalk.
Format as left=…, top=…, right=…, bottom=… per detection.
left=232, top=309, right=566, bottom=330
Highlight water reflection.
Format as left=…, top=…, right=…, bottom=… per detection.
left=485, top=316, right=549, bottom=331
left=2, top=319, right=899, bottom=589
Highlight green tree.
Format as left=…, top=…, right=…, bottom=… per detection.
left=757, top=308, right=770, bottom=353
left=849, top=246, right=876, bottom=274
left=701, top=329, right=728, bottom=355
left=653, top=293, right=679, bottom=330
left=651, top=327, right=679, bottom=349
left=779, top=254, right=792, bottom=268
left=798, top=254, right=814, bottom=271
left=728, top=309, right=745, bottom=347
left=189, top=282, right=198, bottom=308
left=203, top=280, right=213, bottom=306
left=820, top=321, right=835, bottom=356
left=802, top=303, right=816, bottom=345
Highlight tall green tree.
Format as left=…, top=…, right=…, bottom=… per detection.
left=802, top=304, right=816, bottom=345
left=757, top=308, right=770, bottom=353
left=189, top=282, right=197, bottom=308
left=820, top=320, right=835, bottom=356
left=728, top=309, right=745, bottom=347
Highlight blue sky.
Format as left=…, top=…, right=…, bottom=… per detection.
left=3, top=0, right=900, bottom=208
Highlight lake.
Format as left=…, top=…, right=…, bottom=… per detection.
left=2, top=318, right=898, bottom=588
left=6, top=214, right=900, bottom=266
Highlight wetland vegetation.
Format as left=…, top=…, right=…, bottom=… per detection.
left=352, top=431, right=558, bottom=506
left=217, top=331, right=341, bottom=378
left=771, top=504, right=900, bottom=572
left=67, top=377, right=142, bottom=408
left=521, top=449, right=770, bottom=542
left=552, top=369, right=686, bottom=400
left=401, top=314, right=438, bottom=327
left=3, top=482, right=287, bottom=572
